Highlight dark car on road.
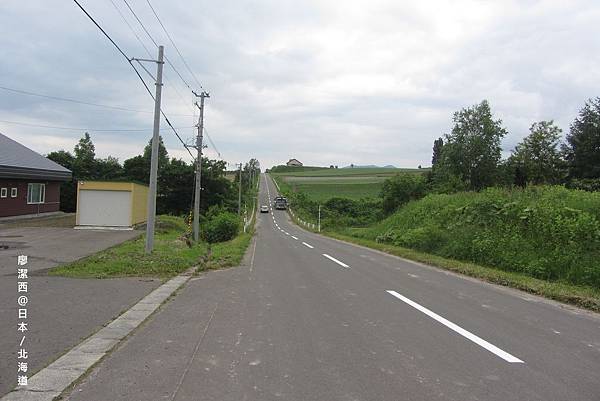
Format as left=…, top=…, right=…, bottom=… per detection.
left=274, top=196, right=287, bottom=210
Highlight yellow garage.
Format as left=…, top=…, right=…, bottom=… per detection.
left=76, top=181, right=148, bottom=228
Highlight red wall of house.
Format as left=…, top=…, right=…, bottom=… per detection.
left=0, top=179, right=61, bottom=217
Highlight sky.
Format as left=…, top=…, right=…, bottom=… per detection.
left=1, top=0, right=599, bottom=170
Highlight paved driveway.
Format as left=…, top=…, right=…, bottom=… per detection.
left=0, top=227, right=161, bottom=396
left=0, top=227, right=141, bottom=273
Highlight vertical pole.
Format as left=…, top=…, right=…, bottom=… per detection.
left=243, top=202, right=247, bottom=233
left=318, top=204, right=321, bottom=232
left=238, top=163, right=242, bottom=216
left=193, top=92, right=208, bottom=242
left=145, top=45, right=164, bottom=254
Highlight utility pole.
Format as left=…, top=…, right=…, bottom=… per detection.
left=238, top=163, right=243, bottom=216
left=139, top=45, right=164, bottom=254
left=191, top=91, right=209, bottom=242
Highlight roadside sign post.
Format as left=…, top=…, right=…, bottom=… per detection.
left=318, top=205, right=321, bottom=232
left=238, top=163, right=243, bottom=216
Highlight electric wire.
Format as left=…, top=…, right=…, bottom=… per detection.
left=145, top=0, right=204, bottom=90
left=0, top=119, right=193, bottom=132
left=122, top=0, right=196, bottom=93
left=111, top=0, right=208, bottom=160
left=0, top=84, right=193, bottom=116
left=72, top=0, right=194, bottom=159
left=72, top=0, right=155, bottom=105
left=203, top=127, right=221, bottom=158
left=108, top=0, right=153, bottom=57
left=108, top=0, right=195, bottom=114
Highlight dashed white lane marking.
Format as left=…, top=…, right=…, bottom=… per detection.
left=386, top=290, right=524, bottom=364
left=302, top=242, right=314, bottom=249
left=285, top=232, right=290, bottom=236
left=322, top=254, right=350, bottom=268
left=291, top=236, right=298, bottom=240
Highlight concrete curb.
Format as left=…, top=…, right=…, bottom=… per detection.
left=1, top=273, right=192, bottom=401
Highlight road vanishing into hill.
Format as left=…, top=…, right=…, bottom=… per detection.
left=66, top=173, right=600, bottom=401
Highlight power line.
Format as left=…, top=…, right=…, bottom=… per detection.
left=72, top=0, right=194, bottom=159
left=109, top=0, right=153, bottom=57
left=0, top=119, right=193, bottom=132
left=108, top=0, right=195, bottom=114
left=203, top=127, right=221, bottom=158
left=0, top=84, right=194, bottom=116
left=145, top=0, right=204, bottom=90
left=72, top=0, right=154, bottom=100
left=161, top=113, right=194, bottom=158
left=122, top=0, right=196, bottom=93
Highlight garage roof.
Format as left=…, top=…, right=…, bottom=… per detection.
left=0, top=132, right=72, bottom=181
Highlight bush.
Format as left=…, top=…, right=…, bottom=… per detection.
left=381, top=173, right=427, bottom=214
left=364, top=186, right=600, bottom=288
left=567, top=178, right=600, bottom=192
left=203, top=212, right=240, bottom=243
left=393, top=225, right=449, bottom=253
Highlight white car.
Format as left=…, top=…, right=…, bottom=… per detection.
left=260, top=205, right=269, bottom=213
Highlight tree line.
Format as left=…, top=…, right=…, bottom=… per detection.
left=47, top=133, right=260, bottom=218
left=431, top=97, right=600, bottom=191
left=382, top=97, right=600, bottom=213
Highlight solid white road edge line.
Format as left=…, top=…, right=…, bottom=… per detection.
left=322, top=253, right=350, bottom=268
left=386, top=290, right=524, bottom=364
left=302, top=242, right=314, bottom=249
left=249, top=238, right=258, bottom=273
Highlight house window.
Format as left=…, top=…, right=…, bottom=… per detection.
left=0, top=188, right=6, bottom=198
left=27, top=183, right=45, bottom=204
left=11, top=188, right=17, bottom=198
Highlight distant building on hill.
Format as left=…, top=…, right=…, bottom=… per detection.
left=286, top=158, right=303, bottom=167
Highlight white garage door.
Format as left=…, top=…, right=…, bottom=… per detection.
left=78, top=190, right=131, bottom=227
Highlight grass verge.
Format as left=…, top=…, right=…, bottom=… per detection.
left=49, top=216, right=207, bottom=278
left=323, top=231, right=600, bottom=312
left=200, top=192, right=257, bottom=271
left=201, top=232, right=254, bottom=271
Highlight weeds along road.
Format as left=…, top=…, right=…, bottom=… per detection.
left=65, top=173, right=600, bottom=401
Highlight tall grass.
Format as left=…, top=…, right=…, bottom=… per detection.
left=361, top=186, right=600, bottom=288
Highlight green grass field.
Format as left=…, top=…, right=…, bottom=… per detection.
left=281, top=179, right=383, bottom=200
left=278, top=167, right=425, bottom=177
left=272, top=167, right=427, bottom=201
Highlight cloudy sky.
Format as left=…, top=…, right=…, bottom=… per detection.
left=1, top=0, right=599, bottom=169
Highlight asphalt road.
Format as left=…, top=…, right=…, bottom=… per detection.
left=65, top=174, right=600, bottom=401
left=0, top=228, right=160, bottom=397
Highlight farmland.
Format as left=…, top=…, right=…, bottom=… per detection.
left=271, top=167, right=426, bottom=201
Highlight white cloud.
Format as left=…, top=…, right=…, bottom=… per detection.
left=1, top=0, right=599, bottom=169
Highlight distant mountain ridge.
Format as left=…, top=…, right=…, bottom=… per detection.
left=341, top=164, right=397, bottom=169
